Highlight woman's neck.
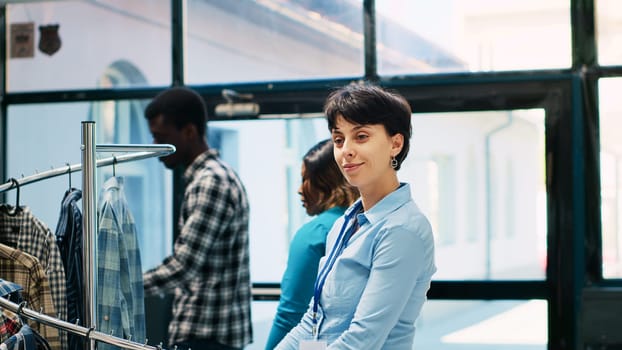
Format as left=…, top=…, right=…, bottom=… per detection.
left=358, top=175, right=400, bottom=211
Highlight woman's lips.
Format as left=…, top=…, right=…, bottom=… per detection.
left=343, top=163, right=362, bottom=173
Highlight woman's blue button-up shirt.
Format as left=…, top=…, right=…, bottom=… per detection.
left=276, top=183, right=436, bottom=350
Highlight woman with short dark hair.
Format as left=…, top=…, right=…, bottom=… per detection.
left=276, top=83, right=436, bottom=350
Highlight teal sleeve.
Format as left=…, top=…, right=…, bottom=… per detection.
left=266, top=209, right=343, bottom=349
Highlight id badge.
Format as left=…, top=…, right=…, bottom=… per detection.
left=299, top=340, right=327, bottom=350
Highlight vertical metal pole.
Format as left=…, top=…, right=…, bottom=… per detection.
left=0, top=5, right=7, bottom=204
left=81, top=121, right=97, bottom=350
left=362, top=0, right=378, bottom=82
left=171, top=0, right=184, bottom=86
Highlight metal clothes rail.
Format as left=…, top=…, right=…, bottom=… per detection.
left=0, top=297, right=162, bottom=350
left=0, top=145, right=175, bottom=193
left=0, top=121, right=175, bottom=350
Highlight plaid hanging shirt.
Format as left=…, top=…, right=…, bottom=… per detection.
left=96, top=177, right=146, bottom=349
left=0, top=207, right=67, bottom=350
left=0, top=244, right=60, bottom=350
left=143, top=149, right=252, bottom=349
left=0, top=279, right=23, bottom=340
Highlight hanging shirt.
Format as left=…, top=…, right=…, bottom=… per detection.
left=1, top=324, right=37, bottom=350
left=275, top=183, right=437, bottom=350
left=0, top=279, right=23, bottom=340
left=54, top=189, right=83, bottom=350
left=0, top=244, right=60, bottom=350
left=0, top=206, right=67, bottom=350
left=96, top=177, right=145, bottom=349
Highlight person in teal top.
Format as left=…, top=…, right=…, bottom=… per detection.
left=265, top=139, right=358, bottom=350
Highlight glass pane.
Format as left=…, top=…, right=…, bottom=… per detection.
left=250, top=301, right=279, bottom=350
left=408, top=110, right=547, bottom=280
left=416, top=300, right=547, bottom=349
left=599, top=78, right=622, bottom=278
left=248, top=300, right=547, bottom=349
left=6, top=102, right=173, bottom=271
left=6, top=0, right=171, bottom=92
left=376, top=0, right=571, bottom=75
left=596, top=0, right=622, bottom=66
left=207, top=117, right=331, bottom=282
left=185, top=0, right=363, bottom=84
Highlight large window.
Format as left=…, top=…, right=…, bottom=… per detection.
left=186, top=0, right=364, bottom=84
left=376, top=0, right=571, bottom=75
left=599, top=78, right=622, bottom=279
left=597, top=0, right=622, bottom=66
left=5, top=1, right=171, bottom=92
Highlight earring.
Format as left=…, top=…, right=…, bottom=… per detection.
left=390, top=156, right=398, bottom=169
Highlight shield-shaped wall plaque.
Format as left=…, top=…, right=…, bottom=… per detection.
left=38, top=24, right=61, bottom=56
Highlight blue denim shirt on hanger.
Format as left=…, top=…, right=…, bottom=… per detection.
left=97, top=177, right=145, bottom=348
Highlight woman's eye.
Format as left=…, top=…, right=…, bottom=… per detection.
left=333, top=137, right=344, bottom=145
left=356, top=134, right=368, bottom=141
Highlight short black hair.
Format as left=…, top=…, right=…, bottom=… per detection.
left=324, top=82, right=412, bottom=170
left=144, top=86, right=207, bottom=137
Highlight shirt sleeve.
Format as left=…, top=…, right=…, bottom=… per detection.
left=143, top=174, right=234, bottom=293
left=328, top=224, right=433, bottom=350
left=97, top=202, right=126, bottom=346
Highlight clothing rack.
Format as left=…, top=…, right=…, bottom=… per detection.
left=0, top=297, right=162, bottom=350
left=0, top=121, right=175, bottom=350
left=0, top=145, right=175, bottom=193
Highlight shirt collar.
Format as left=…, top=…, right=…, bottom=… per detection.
left=352, top=183, right=411, bottom=225
left=102, top=176, right=123, bottom=191
left=183, top=149, right=219, bottom=183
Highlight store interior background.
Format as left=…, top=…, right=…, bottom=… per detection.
left=1, top=1, right=621, bottom=349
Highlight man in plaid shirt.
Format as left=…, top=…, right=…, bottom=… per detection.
left=143, top=87, right=252, bottom=350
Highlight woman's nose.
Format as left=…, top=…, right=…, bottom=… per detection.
left=342, top=140, right=355, bottom=158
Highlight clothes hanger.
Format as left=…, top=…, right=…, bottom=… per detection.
left=112, top=155, right=117, bottom=177
left=66, top=162, right=72, bottom=189
left=5, top=178, right=22, bottom=216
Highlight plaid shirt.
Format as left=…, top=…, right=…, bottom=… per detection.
left=97, top=177, right=145, bottom=349
left=0, top=279, right=23, bottom=341
left=0, top=244, right=60, bottom=350
left=0, top=315, right=20, bottom=338
left=0, top=208, right=66, bottom=350
left=143, top=150, right=252, bottom=348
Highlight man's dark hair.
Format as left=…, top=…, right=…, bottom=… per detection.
left=324, top=82, right=412, bottom=170
left=144, top=86, right=208, bottom=137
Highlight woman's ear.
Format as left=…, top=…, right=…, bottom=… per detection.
left=391, top=133, right=404, bottom=156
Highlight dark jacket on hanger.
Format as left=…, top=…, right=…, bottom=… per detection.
left=55, top=189, right=83, bottom=350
